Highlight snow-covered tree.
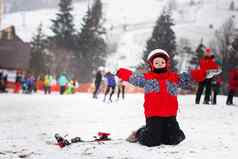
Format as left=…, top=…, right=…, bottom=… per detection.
left=215, top=17, right=235, bottom=71
left=167, top=0, right=177, bottom=11
left=75, top=0, right=107, bottom=82
left=143, top=9, right=177, bottom=70
left=176, top=38, right=196, bottom=71
left=189, top=0, right=196, bottom=6
left=47, top=45, right=76, bottom=77
left=229, top=1, right=235, bottom=11
left=29, top=23, right=49, bottom=75
left=50, top=0, right=76, bottom=48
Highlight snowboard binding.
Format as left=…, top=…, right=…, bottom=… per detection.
left=54, top=133, right=71, bottom=148
left=71, top=137, right=82, bottom=143
left=94, top=132, right=111, bottom=141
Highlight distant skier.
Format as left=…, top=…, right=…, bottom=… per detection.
left=93, top=66, right=104, bottom=98
left=103, top=69, right=116, bottom=102
left=57, top=73, right=69, bottom=95
left=117, top=49, right=202, bottom=147
left=226, top=68, right=238, bottom=105
left=117, top=79, right=126, bottom=100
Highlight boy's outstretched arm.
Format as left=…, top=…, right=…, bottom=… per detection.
left=178, top=69, right=206, bottom=89
left=116, top=68, right=145, bottom=88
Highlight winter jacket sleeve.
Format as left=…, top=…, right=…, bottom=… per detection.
left=128, top=71, right=146, bottom=88
left=178, top=68, right=208, bottom=89
left=116, top=68, right=145, bottom=88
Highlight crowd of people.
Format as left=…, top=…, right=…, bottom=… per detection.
left=1, top=47, right=238, bottom=105
left=92, top=67, right=127, bottom=102
left=2, top=71, right=78, bottom=95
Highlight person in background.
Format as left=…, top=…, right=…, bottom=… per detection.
left=103, top=69, right=116, bottom=102
left=93, top=66, right=104, bottom=98
left=226, top=68, right=238, bottom=105
left=27, top=74, right=35, bottom=94
left=21, top=75, right=28, bottom=94
left=14, top=71, right=22, bottom=93
left=117, top=79, right=126, bottom=100
left=44, top=73, right=53, bottom=94
left=64, top=80, right=75, bottom=94
left=57, top=73, right=69, bottom=95
left=210, top=75, right=223, bottom=105
left=195, top=48, right=220, bottom=104
left=2, top=71, right=8, bottom=92
left=0, top=71, right=4, bottom=92
left=34, top=75, right=42, bottom=93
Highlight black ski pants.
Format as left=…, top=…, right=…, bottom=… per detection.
left=195, top=79, right=212, bottom=104
left=136, top=116, right=185, bottom=147
left=226, top=90, right=235, bottom=105
left=93, top=81, right=101, bottom=98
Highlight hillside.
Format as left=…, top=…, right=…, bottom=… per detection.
left=2, top=0, right=238, bottom=70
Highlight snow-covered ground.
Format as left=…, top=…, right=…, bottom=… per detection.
left=0, top=93, right=238, bottom=159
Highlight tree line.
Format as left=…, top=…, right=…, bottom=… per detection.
left=29, top=0, right=107, bottom=82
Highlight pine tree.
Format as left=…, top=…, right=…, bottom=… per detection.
left=75, top=0, right=107, bottom=82
left=229, top=1, right=235, bottom=11
left=143, top=9, right=177, bottom=70
left=189, top=0, right=196, bottom=6
left=29, top=23, right=48, bottom=75
left=91, top=0, right=103, bottom=31
left=50, top=0, right=75, bottom=48
left=167, top=0, right=177, bottom=11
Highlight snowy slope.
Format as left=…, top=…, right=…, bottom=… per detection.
left=0, top=93, right=238, bottom=159
left=1, top=2, right=89, bottom=42
left=3, top=0, right=237, bottom=43
left=2, top=0, right=238, bottom=69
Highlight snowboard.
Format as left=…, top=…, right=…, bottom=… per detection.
left=206, top=69, right=222, bottom=79
left=54, top=132, right=111, bottom=148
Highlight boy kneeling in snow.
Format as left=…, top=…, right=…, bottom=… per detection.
left=117, top=49, right=200, bottom=147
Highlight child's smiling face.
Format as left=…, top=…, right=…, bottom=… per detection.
left=152, top=57, right=166, bottom=69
